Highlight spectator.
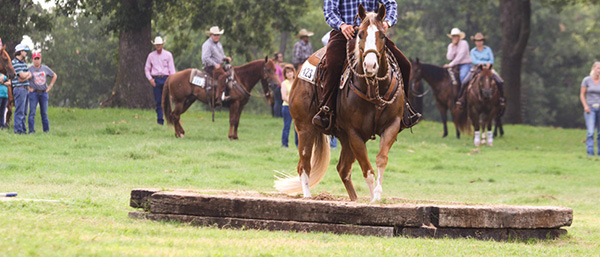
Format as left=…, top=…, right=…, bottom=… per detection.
left=292, top=29, right=313, bottom=70
left=272, top=52, right=284, bottom=118
left=11, top=43, right=31, bottom=134
left=145, top=36, right=176, bottom=125
left=580, top=61, right=600, bottom=156
left=27, top=52, right=57, bottom=133
left=281, top=64, right=298, bottom=148
left=0, top=73, right=10, bottom=129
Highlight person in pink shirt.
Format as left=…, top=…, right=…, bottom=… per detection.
left=145, top=36, right=176, bottom=125
left=443, top=28, right=471, bottom=86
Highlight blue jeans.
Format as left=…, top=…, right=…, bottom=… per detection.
left=0, top=97, right=7, bottom=128
left=13, top=87, right=28, bottom=134
left=330, top=136, right=338, bottom=148
left=273, top=86, right=283, bottom=118
left=28, top=91, right=49, bottom=133
left=584, top=106, right=600, bottom=155
left=153, top=76, right=167, bottom=125
left=459, top=63, right=472, bottom=83
left=281, top=106, right=298, bottom=147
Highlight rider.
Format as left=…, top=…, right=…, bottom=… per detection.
left=455, top=32, right=505, bottom=107
left=202, top=26, right=233, bottom=104
left=443, top=28, right=471, bottom=87
left=312, top=0, right=420, bottom=132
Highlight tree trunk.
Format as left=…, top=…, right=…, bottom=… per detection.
left=101, top=0, right=154, bottom=108
left=499, top=0, right=531, bottom=124
left=279, top=31, right=289, bottom=58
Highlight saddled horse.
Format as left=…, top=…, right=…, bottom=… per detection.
left=0, top=45, right=16, bottom=127
left=162, top=57, right=279, bottom=139
left=409, top=58, right=469, bottom=138
left=275, top=5, right=409, bottom=202
left=457, top=65, right=502, bottom=146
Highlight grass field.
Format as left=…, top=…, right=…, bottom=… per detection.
left=1, top=107, right=599, bottom=256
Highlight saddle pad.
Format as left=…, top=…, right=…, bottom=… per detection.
left=190, top=69, right=207, bottom=88
left=298, top=47, right=327, bottom=84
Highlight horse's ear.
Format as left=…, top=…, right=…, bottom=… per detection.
left=264, top=55, right=268, bottom=63
left=377, top=4, right=386, bottom=21
left=416, top=57, right=420, bottom=64
left=489, top=64, right=493, bottom=69
left=358, top=4, right=366, bottom=21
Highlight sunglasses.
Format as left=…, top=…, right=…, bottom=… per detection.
left=34, top=57, right=40, bottom=60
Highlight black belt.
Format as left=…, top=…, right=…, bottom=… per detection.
left=34, top=90, right=46, bottom=93
left=152, top=75, right=168, bottom=79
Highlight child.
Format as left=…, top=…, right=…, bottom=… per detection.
left=280, top=64, right=298, bottom=148
left=0, top=73, right=10, bottom=129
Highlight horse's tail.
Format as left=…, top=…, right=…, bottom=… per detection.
left=453, top=99, right=471, bottom=134
left=162, top=77, right=174, bottom=125
left=274, top=134, right=330, bottom=194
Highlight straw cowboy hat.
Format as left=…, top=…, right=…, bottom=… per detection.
left=470, top=32, right=487, bottom=41
left=205, top=26, right=224, bottom=36
left=151, top=36, right=165, bottom=45
left=447, top=28, right=466, bottom=40
left=296, top=29, right=314, bottom=38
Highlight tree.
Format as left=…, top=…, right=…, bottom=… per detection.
left=500, top=0, right=531, bottom=124
left=0, top=0, right=52, bottom=51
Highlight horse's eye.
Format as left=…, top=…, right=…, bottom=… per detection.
left=358, top=31, right=364, bottom=39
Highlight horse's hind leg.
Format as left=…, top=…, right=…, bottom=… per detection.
left=172, top=102, right=185, bottom=138
left=296, top=126, right=316, bottom=198
left=336, top=133, right=358, bottom=201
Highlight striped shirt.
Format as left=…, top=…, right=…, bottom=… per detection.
left=11, top=58, right=29, bottom=87
left=324, top=0, right=398, bottom=30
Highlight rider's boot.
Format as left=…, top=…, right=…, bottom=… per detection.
left=455, top=71, right=473, bottom=107
left=400, top=101, right=422, bottom=131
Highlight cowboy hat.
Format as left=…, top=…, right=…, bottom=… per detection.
left=447, top=28, right=466, bottom=40
left=296, top=29, right=314, bottom=38
left=205, top=26, right=224, bottom=36
left=470, top=32, right=487, bottom=41
left=151, top=36, right=165, bottom=45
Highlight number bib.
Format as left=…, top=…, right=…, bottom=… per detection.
left=298, top=62, right=317, bottom=84
left=191, top=76, right=206, bottom=88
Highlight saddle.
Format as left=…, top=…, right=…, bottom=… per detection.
left=297, top=45, right=354, bottom=92
left=189, top=68, right=212, bottom=90
left=447, top=66, right=461, bottom=86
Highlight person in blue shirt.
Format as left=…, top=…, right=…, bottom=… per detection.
left=312, top=0, right=420, bottom=132
left=456, top=33, right=505, bottom=106
left=11, top=43, right=31, bottom=134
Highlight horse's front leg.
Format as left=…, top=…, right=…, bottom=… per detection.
left=374, top=117, right=402, bottom=202
left=486, top=113, right=494, bottom=146
left=335, top=132, right=358, bottom=201
left=469, top=108, right=481, bottom=146
left=435, top=101, right=448, bottom=137
left=228, top=101, right=241, bottom=140
left=346, top=129, right=377, bottom=201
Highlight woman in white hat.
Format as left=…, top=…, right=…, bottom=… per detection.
left=202, top=26, right=232, bottom=103
left=443, top=28, right=471, bottom=86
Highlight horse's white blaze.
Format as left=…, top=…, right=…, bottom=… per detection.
left=363, top=25, right=380, bottom=75
left=487, top=130, right=494, bottom=146
left=365, top=172, right=376, bottom=200
left=301, top=170, right=311, bottom=198
left=474, top=131, right=481, bottom=146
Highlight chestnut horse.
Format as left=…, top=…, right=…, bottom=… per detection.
left=457, top=65, right=501, bottom=146
left=275, top=5, right=408, bottom=201
left=162, top=57, right=279, bottom=139
left=409, top=58, right=469, bottom=138
left=0, top=45, right=16, bottom=127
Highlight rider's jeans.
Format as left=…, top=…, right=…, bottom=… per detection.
left=459, top=63, right=472, bottom=84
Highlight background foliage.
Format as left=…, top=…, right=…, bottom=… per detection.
left=5, top=0, right=600, bottom=127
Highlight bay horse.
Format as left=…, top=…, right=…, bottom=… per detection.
left=275, top=5, right=408, bottom=202
left=162, top=57, right=279, bottom=139
left=409, top=58, right=469, bottom=138
left=457, top=65, right=501, bottom=146
left=0, top=45, right=16, bottom=127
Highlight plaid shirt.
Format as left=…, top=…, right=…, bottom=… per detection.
left=293, top=40, right=313, bottom=65
left=324, top=0, right=397, bottom=30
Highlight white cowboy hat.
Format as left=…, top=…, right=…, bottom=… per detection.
left=205, top=26, right=225, bottom=36
left=447, top=28, right=466, bottom=40
left=296, top=29, right=314, bottom=38
left=151, top=36, right=165, bottom=45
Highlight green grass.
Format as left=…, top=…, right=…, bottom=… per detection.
left=1, top=107, right=599, bottom=256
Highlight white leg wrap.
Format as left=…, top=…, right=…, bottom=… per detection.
left=364, top=172, right=376, bottom=200
left=474, top=131, right=481, bottom=146
left=487, top=130, right=494, bottom=146
left=301, top=171, right=311, bottom=198
left=372, top=167, right=384, bottom=202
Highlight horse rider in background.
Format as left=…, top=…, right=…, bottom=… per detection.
left=202, top=26, right=233, bottom=105
left=312, top=0, right=421, bottom=132
left=455, top=32, right=506, bottom=107
left=443, top=27, right=472, bottom=92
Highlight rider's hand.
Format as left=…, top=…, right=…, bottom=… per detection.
left=215, top=64, right=222, bottom=70
left=383, top=21, right=389, bottom=33
left=149, top=79, right=156, bottom=87
left=443, top=64, right=451, bottom=68
left=340, top=24, right=355, bottom=40
left=585, top=105, right=591, bottom=114
left=224, top=57, right=232, bottom=63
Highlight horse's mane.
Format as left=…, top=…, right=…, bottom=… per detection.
left=420, top=63, right=447, bottom=82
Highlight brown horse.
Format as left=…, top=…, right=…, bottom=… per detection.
left=275, top=5, right=408, bottom=201
left=409, top=58, right=469, bottom=138
left=162, top=57, right=279, bottom=139
left=0, top=45, right=16, bottom=127
left=457, top=65, right=501, bottom=146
